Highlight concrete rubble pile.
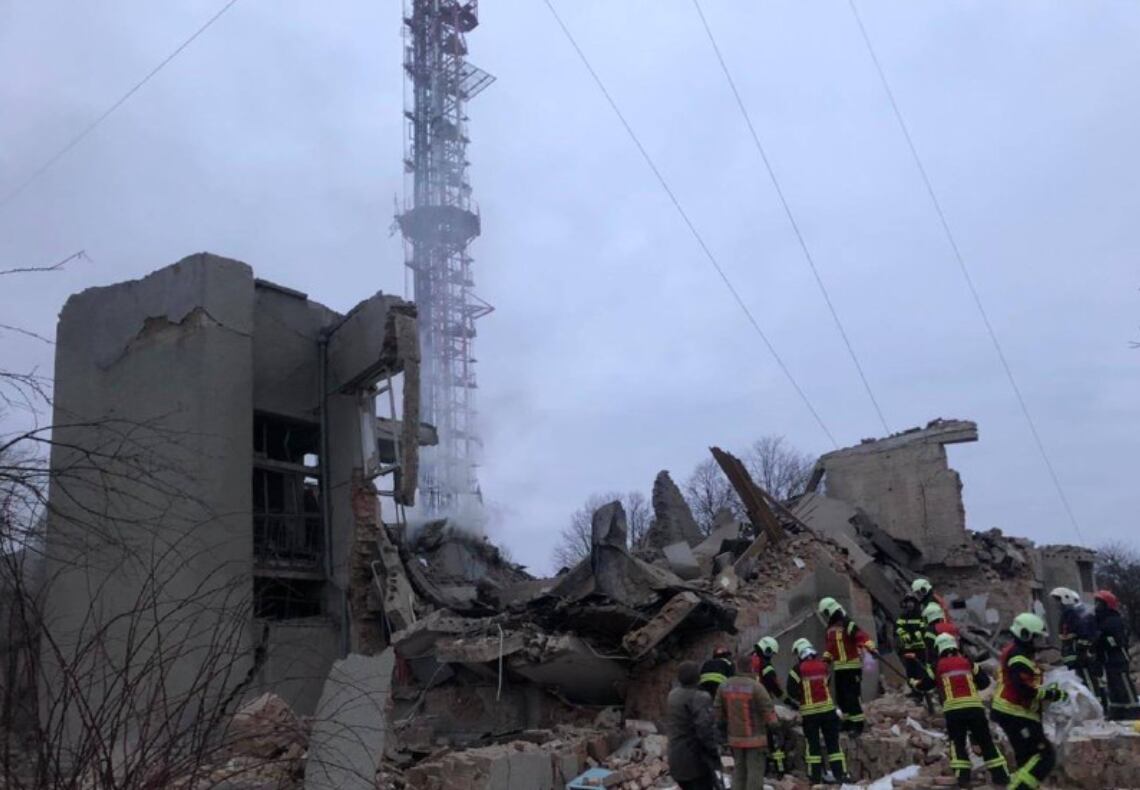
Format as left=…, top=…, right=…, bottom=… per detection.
left=357, top=420, right=1130, bottom=788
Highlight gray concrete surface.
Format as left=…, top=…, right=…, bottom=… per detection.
left=305, top=650, right=395, bottom=790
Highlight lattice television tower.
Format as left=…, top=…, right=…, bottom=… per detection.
left=397, top=0, right=494, bottom=515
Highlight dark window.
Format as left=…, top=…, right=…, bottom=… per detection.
left=254, top=578, right=324, bottom=620
left=253, top=413, right=324, bottom=619
left=1078, top=561, right=1095, bottom=593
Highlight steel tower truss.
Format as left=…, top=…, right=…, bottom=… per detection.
left=398, top=0, right=494, bottom=514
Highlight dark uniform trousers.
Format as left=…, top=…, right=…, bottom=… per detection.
left=945, top=708, right=1009, bottom=787
left=833, top=669, right=864, bottom=734
left=802, top=711, right=846, bottom=784
left=991, top=711, right=1055, bottom=790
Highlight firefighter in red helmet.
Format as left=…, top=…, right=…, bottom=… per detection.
left=1093, top=590, right=1139, bottom=720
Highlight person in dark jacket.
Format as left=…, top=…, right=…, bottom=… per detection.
left=1093, top=590, right=1139, bottom=720
left=666, top=661, right=721, bottom=790
left=894, top=593, right=930, bottom=701
left=1050, top=586, right=1100, bottom=695
left=699, top=646, right=734, bottom=697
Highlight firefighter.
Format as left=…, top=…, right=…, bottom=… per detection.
left=787, top=638, right=848, bottom=785
left=699, top=645, right=734, bottom=698
left=818, top=596, right=877, bottom=736
left=1050, top=586, right=1100, bottom=696
left=923, top=601, right=961, bottom=666
left=990, top=612, right=1067, bottom=790
left=912, top=578, right=951, bottom=622
left=928, top=633, right=1010, bottom=788
left=1093, top=590, right=1139, bottom=720
left=895, top=593, right=930, bottom=701
left=750, top=636, right=790, bottom=777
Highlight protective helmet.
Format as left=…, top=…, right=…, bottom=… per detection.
left=818, top=596, right=845, bottom=619
left=1049, top=587, right=1080, bottom=608
left=792, top=638, right=813, bottom=658
left=756, top=636, right=779, bottom=657
left=933, top=632, right=958, bottom=655
left=922, top=601, right=945, bottom=624
left=1094, top=590, right=1120, bottom=611
left=1010, top=612, right=1048, bottom=643
left=712, top=645, right=733, bottom=659
left=912, top=578, right=933, bottom=597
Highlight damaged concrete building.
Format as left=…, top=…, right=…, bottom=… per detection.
left=41, top=253, right=424, bottom=744
left=32, top=254, right=1124, bottom=789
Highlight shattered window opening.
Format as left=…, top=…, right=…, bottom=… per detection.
left=253, top=413, right=325, bottom=618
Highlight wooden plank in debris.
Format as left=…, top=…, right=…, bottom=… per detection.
left=710, top=447, right=784, bottom=542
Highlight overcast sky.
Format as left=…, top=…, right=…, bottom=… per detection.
left=2, top=1, right=1138, bottom=573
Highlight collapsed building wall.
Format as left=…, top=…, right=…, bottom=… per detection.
left=809, top=419, right=978, bottom=566
left=40, top=254, right=422, bottom=760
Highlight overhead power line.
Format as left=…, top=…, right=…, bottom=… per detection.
left=0, top=0, right=242, bottom=211
left=846, top=0, right=1084, bottom=540
left=541, top=0, right=838, bottom=447
left=690, top=0, right=891, bottom=436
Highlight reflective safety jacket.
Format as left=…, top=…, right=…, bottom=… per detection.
left=895, top=615, right=927, bottom=655
left=750, top=651, right=788, bottom=703
left=933, top=654, right=988, bottom=712
left=714, top=674, right=776, bottom=749
left=824, top=618, right=875, bottom=671
left=1095, top=608, right=1131, bottom=669
left=1059, top=605, right=1098, bottom=667
left=993, top=642, right=1044, bottom=721
left=699, top=657, right=734, bottom=696
left=787, top=657, right=836, bottom=715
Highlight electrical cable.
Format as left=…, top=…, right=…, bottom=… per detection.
left=542, top=0, right=838, bottom=447
left=0, top=0, right=242, bottom=211
left=846, top=0, right=1084, bottom=539
left=691, top=0, right=891, bottom=436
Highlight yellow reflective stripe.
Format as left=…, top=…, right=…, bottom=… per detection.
left=700, top=672, right=727, bottom=685
left=942, top=697, right=983, bottom=711
left=992, top=697, right=1041, bottom=721
left=985, top=755, right=1009, bottom=769
left=1009, top=655, right=1037, bottom=671
left=833, top=660, right=861, bottom=670
left=801, top=700, right=836, bottom=714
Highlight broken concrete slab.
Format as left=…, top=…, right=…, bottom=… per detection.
left=508, top=634, right=628, bottom=705
left=326, top=293, right=416, bottom=393
left=661, top=541, right=701, bottom=580
left=710, top=447, right=784, bottom=541
left=305, top=650, right=395, bottom=790
left=643, top=471, right=704, bottom=550
left=622, top=591, right=701, bottom=658
left=692, top=513, right=742, bottom=561
left=591, top=501, right=628, bottom=549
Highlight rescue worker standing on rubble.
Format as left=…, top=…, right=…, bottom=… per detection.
left=990, top=612, right=1067, bottom=790
left=925, top=633, right=1010, bottom=788
left=923, top=601, right=961, bottom=666
left=787, top=638, right=848, bottom=785
left=750, top=637, right=790, bottom=778
left=895, top=593, right=929, bottom=701
left=714, top=653, right=777, bottom=790
left=818, top=596, right=877, bottom=736
left=1050, top=586, right=1100, bottom=696
left=699, top=646, right=735, bottom=698
left=1093, top=589, right=1139, bottom=720
left=666, top=661, right=722, bottom=790
left=912, top=578, right=951, bottom=622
